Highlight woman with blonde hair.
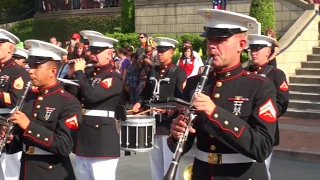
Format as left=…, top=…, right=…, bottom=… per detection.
left=265, top=28, right=279, bottom=67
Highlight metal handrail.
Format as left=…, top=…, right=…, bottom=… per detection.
left=278, top=9, right=320, bottom=55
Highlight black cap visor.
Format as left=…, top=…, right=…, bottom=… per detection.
left=156, top=46, right=173, bottom=53
left=88, top=46, right=110, bottom=54
left=200, top=27, right=246, bottom=38
left=248, top=44, right=269, bottom=51
left=12, top=54, right=26, bottom=59
left=24, top=56, right=54, bottom=64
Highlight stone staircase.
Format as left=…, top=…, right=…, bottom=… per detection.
left=285, top=47, right=320, bottom=119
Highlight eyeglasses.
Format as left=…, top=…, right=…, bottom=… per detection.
left=139, top=37, right=144, bottom=39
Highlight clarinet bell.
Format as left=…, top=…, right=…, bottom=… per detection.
left=183, top=163, right=193, bottom=180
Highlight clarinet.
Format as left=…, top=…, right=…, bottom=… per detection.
left=163, top=56, right=214, bottom=180
left=0, top=81, right=32, bottom=155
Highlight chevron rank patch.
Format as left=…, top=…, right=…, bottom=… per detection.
left=13, top=76, right=24, bottom=90
left=65, top=115, right=78, bottom=130
left=279, top=81, right=288, bottom=91
left=258, top=98, right=277, bottom=123
left=100, top=78, right=113, bottom=89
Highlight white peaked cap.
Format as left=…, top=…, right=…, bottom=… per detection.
left=153, top=37, right=179, bottom=48
left=80, top=30, right=104, bottom=39
left=248, top=34, right=276, bottom=47
left=13, top=48, right=29, bottom=59
left=87, top=34, right=118, bottom=48
left=24, top=40, right=68, bottom=61
left=0, top=29, right=20, bottom=44
left=197, top=9, right=261, bottom=36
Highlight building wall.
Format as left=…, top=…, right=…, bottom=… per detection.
left=135, top=0, right=304, bottom=36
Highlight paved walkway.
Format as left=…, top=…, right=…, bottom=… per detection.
left=274, top=117, right=320, bottom=162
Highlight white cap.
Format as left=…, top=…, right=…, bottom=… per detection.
left=80, top=30, right=103, bottom=39
left=0, top=29, right=20, bottom=44
left=197, top=9, right=261, bottom=37
left=153, top=37, right=179, bottom=48
left=24, top=40, right=68, bottom=62
left=87, top=34, right=118, bottom=48
left=248, top=34, right=276, bottom=47
left=13, top=48, right=29, bottom=59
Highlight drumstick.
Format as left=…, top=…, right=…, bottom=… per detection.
left=134, top=108, right=166, bottom=116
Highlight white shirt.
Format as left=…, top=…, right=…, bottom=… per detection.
left=177, top=51, right=204, bottom=78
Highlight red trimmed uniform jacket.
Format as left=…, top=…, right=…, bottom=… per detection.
left=246, top=63, right=289, bottom=146
left=65, top=63, right=123, bottom=157
left=167, top=63, right=277, bottom=180
left=8, top=82, right=82, bottom=180
left=0, top=58, right=29, bottom=110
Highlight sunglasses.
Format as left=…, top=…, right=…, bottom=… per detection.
left=88, top=46, right=110, bottom=54
left=139, top=37, right=144, bottom=39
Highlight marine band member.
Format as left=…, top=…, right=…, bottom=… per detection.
left=245, top=34, right=289, bottom=180
left=168, top=9, right=278, bottom=180
left=7, top=39, right=82, bottom=180
left=66, top=33, right=122, bottom=180
left=0, top=29, right=29, bottom=180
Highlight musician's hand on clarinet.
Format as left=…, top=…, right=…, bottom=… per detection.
left=193, top=93, right=216, bottom=116
left=170, top=115, right=196, bottom=140
left=67, top=64, right=75, bottom=78
left=132, top=103, right=141, bottom=113
left=0, top=126, right=13, bottom=143
left=8, top=111, right=30, bottom=130
left=74, top=58, right=86, bottom=72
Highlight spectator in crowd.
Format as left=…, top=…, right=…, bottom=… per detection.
left=177, top=45, right=203, bottom=78
left=134, top=38, right=159, bottom=95
left=126, top=46, right=134, bottom=58
left=125, top=53, right=139, bottom=109
left=177, top=40, right=204, bottom=78
left=66, top=33, right=81, bottom=59
left=73, top=42, right=86, bottom=58
left=136, top=33, right=148, bottom=56
left=265, top=28, right=279, bottom=67
left=49, top=36, right=62, bottom=47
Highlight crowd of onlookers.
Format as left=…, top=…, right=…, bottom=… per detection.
left=35, top=0, right=120, bottom=12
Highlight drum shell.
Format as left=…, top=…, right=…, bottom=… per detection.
left=119, top=115, right=155, bottom=152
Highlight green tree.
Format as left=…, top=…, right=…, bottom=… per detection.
left=249, top=0, right=275, bottom=34
left=120, top=0, right=135, bottom=33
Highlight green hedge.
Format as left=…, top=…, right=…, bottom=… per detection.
left=249, top=0, right=275, bottom=34
left=9, top=19, right=35, bottom=41
left=9, top=16, right=121, bottom=43
left=120, top=0, right=135, bottom=33
left=33, top=16, right=121, bottom=42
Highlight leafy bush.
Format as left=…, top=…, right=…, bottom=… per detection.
left=121, top=0, right=135, bottom=33
left=241, top=50, right=250, bottom=64
left=32, top=16, right=121, bottom=42
left=249, top=0, right=275, bottom=34
left=9, top=19, right=35, bottom=41
left=105, top=32, right=140, bottom=48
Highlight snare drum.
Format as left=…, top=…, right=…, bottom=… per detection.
left=119, top=115, right=156, bottom=152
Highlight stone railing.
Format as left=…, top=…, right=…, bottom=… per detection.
left=0, top=22, right=19, bottom=30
